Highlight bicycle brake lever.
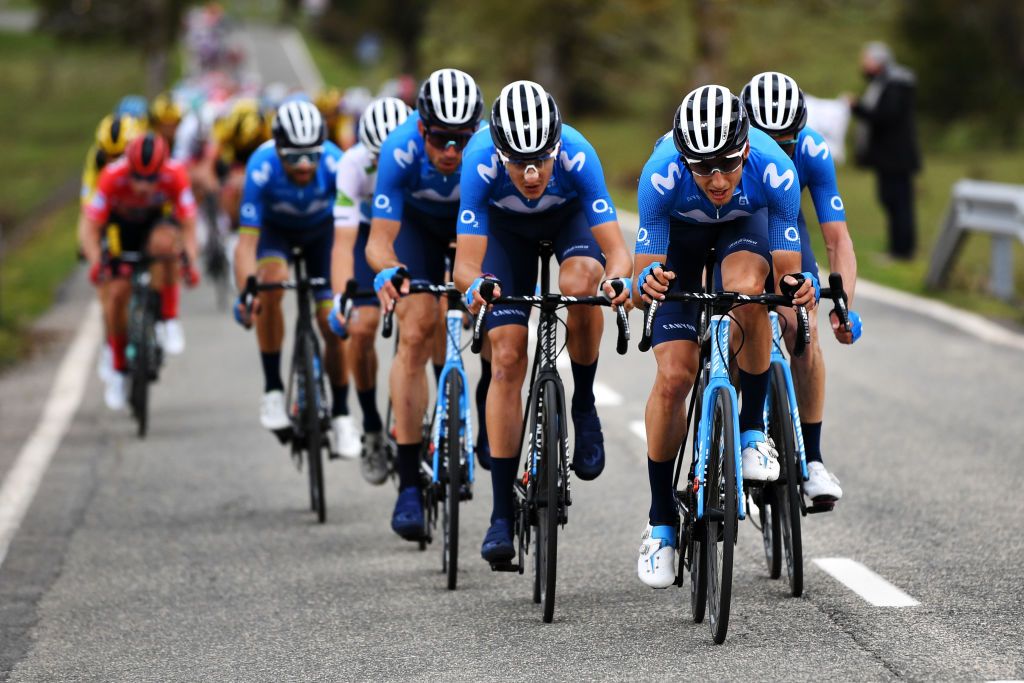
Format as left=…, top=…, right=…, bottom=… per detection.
left=638, top=300, right=659, bottom=353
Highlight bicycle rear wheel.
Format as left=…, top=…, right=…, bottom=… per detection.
left=301, top=334, right=326, bottom=524
left=534, top=382, right=560, bottom=623
left=128, top=290, right=156, bottom=439
left=770, top=363, right=803, bottom=597
left=442, top=371, right=464, bottom=590
left=705, top=387, right=737, bottom=644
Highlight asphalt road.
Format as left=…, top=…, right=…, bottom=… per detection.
left=2, top=25, right=1023, bottom=683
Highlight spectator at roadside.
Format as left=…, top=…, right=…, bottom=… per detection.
left=848, top=41, right=921, bottom=261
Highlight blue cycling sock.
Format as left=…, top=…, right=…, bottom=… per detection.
left=489, top=456, right=520, bottom=524
left=357, top=387, right=383, bottom=433
left=648, top=456, right=678, bottom=526
left=570, top=358, right=598, bottom=414
left=738, top=368, right=770, bottom=433
left=433, top=363, right=444, bottom=385
left=331, top=383, right=349, bottom=418
left=396, top=442, right=422, bottom=490
left=802, top=421, right=822, bottom=464
left=261, top=352, right=283, bottom=392
left=476, top=359, right=491, bottom=446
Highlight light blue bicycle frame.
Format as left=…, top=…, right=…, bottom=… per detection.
left=693, top=314, right=746, bottom=521
left=430, top=307, right=475, bottom=486
left=763, top=311, right=809, bottom=481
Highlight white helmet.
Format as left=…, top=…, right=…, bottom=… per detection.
left=272, top=100, right=324, bottom=149
left=358, top=96, right=412, bottom=155
left=741, top=71, right=807, bottom=138
left=489, top=80, right=562, bottom=160
left=416, top=68, right=483, bottom=128
left=673, top=85, right=749, bottom=160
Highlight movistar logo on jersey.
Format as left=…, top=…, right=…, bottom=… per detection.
left=251, top=161, right=272, bottom=187
left=800, top=136, right=830, bottom=160
left=651, top=162, right=682, bottom=195
left=393, top=140, right=417, bottom=169
left=324, top=154, right=339, bottom=173
left=560, top=149, right=585, bottom=172
left=477, top=153, right=500, bottom=183
left=762, top=163, right=795, bottom=192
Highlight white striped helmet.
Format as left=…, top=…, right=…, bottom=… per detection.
left=489, top=80, right=562, bottom=161
left=673, top=85, right=749, bottom=160
left=271, top=100, right=325, bottom=149
left=358, top=97, right=412, bottom=155
left=741, top=71, right=807, bottom=138
left=416, top=68, right=483, bottom=129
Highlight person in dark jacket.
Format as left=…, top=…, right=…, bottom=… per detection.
left=850, top=41, right=921, bottom=260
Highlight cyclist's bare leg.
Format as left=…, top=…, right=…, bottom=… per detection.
left=720, top=251, right=771, bottom=374
left=255, top=259, right=287, bottom=353
left=646, top=340, right=699, bottom=461
left=390, top=293, right=438, bottom=443
left=559, top=256, right=604, bottom=365
left=147, top=224, right=180, bottom=290
left=347, top=305, right=380, bottom=392
left=486, top=324, right=529, bottom=459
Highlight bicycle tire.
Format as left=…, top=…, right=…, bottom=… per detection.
left=535, top=382, right=560, bottom=623
left=129, top=291, right=155, bottom=439
left=442, top=371, right=463, bottom=590
left=770, top=363, right=803, bottom=597
left=759, top=485, right=782, bottom=579
left=689, top=369, right=708, bottom=624
left=301, top=334, right=326, bottom=524
left=706, top=387, right=736, bottom=645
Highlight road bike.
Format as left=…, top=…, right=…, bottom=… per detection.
left=120, top=251, right=165, bottom=439
left=472, top=240, right=629, bottom=623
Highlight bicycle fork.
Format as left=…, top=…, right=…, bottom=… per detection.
left=431, top=308, right=475, bottom=487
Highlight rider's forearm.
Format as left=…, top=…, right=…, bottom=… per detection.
left=181, top=217, right=199, bottom=264
left=592, top=221, right=633, bottom=279
left=821, top=220, right=857, bottom=307
left=233, top=230, right=259, bottom=292
left=330, top=227, right=357, bottom=295
left=365, top=218, right=401, bottom=272
left=79, top=215, right=102, bottom=266
left=770, top=250, right=801, bottom=291
left=453, top=234, right=487, bottom=293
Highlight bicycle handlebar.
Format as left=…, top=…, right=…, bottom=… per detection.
left=820, top=272, right=851, bottom=333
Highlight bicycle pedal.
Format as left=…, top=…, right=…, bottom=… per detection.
left=806, top=497, right=836, bottom=514
left=272, top=427, right=293, bottom=445
left=489, top=561, right=520, bottom=573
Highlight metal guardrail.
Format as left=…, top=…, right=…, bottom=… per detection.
left=925, top=179, right=1024, bottom=300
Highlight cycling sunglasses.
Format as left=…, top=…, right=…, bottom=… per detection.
left=130, top=171, right=160, bottom=183
left=278, top=146, right=324, bottom=166
left=683, top=148, right=745, bottom=177
left=424, top=128, right=474, bottom=151
left=498, top=142, right=561, bottom=169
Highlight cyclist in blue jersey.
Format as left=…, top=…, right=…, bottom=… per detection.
left=741, top=71, right=861, bottom=504
left=456, top=81, right=632, bottom=563
left=328, top=96, right=412, bottom=483
left=232, top=101, right=353, bottom=455
left=365, top=68, right=489, bottom=541
left=633, top=85, right=816, bottom=588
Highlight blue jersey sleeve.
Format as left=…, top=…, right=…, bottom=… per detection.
left=560, top=132, right=617, bottom=227
left=371, top=122, right=416, bottom=221
left=757, top=155, right=802, bottom=252
left=635, top=149, right=682, bottom=256
left=798, top=129, right=846, bottom=225
left=239, top=151, right=268, bottom=231
left=456, top=138, right=495, bottom=237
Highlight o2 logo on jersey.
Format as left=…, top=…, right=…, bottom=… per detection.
left=459, top=209, right=478, bottom=228
left=801, top=136, right=830, bottom=160
left=477, top=153, right=499, bottom=183
left=762, top=163, right=795, bottom=192
left=393, top=140, right=417, bottom=169
left=636, top=227, right=650, bottom=246
left=591, top=198, right=614, bottom=215
left=374, top=194, right=392, bottom=213
left=785, top=226, right=800, bottom=242
left=830, top=195, right=844, bottom=211
left=251, top=161, right=272, bottom=187
left=651, top=162, right=682, bottom=195
left=241, top=203, right=257, bottom=220
left=560, top=149, right=586, bottom=173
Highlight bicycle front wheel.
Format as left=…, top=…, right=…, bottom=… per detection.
left=770, top=363, right=803, bottom=597
left=128, top=290, right=156, bottom=439
left=301, top=334, right=326, bottom=524
left=535, top=382, right=561, bottom=623
left=705, top=387, right=737, bottom=645
left=442, top=371, right=464, bottom=590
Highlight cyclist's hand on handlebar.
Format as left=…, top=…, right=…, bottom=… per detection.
left=831, top=309, right=862, bottom=344
left=465, top=276, right=501, bottom=315
left=88, top=261, right=103, bottom=286
left=373, top=266, right=408, bottom=311
left=233, top=293, right=257, bottom=328
left=601, top=276, right=633, bottom=311
left=638, top=261, right=675, bottom=304
left=184, top=263, right=201, bottom=288
left=781, top=273, right=817, bottom=310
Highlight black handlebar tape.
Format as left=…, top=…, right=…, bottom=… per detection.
left=793, top=305, right=810, bottom=358
left=615, top=306, right=630, bottom=355
left=381, top=308, right=394, bottom=338
left=828, top=272, right=851, bottom=331
left=638, top=300, right=660, bottom=352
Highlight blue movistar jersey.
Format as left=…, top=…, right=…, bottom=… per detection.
left=240, top=140, right=342, bottom=230
left=793, top=126, right=846, bottom=225
left=636, top=127, right=801, bottom=255
left=457, top=124, right=616, bottom=236
left=372, top=111, right=469, bottom=221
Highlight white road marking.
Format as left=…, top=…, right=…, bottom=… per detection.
left=593, top=382, right=623, bottom=407
left=617, top=210, right=1024, bottom=354
left=0, top=301, right=102, bottom=567
left=629, top=420, right=646, bottom=443
left=813, top=557, right=920, bottom=607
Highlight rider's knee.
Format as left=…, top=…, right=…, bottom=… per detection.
left=490, top=336, right=527, bottom=381
left=654, top=354, right=697, bottom=399
left=722, top=269, right=767, bottom=297
left=558, top=258, right=602, bottom=297
left=147, top=226, right=178, bottom=256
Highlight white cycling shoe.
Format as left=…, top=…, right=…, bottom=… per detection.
left=260, top=390, right=290, bottom=431
left=804, top=461, right=843, bottom=501
left=96, top=344, right=115, bottom=383
left=741, top=430, right=780, bottom=482
left=637, top=524, right=677, bottom=589
left=162, top=319, right=186, bottom=355
left=331, top=415, right=361, bottom=460
left=103, top=372, right=126, bottom=411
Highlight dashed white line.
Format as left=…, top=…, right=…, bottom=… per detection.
left=0, top=301, right=102, bottom=567
left=629, top=420, right=646, bottom=443
left=814, top=557, right=920, bottom=607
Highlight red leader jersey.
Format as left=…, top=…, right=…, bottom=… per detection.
left=85, top=157, right=197, bottom=226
